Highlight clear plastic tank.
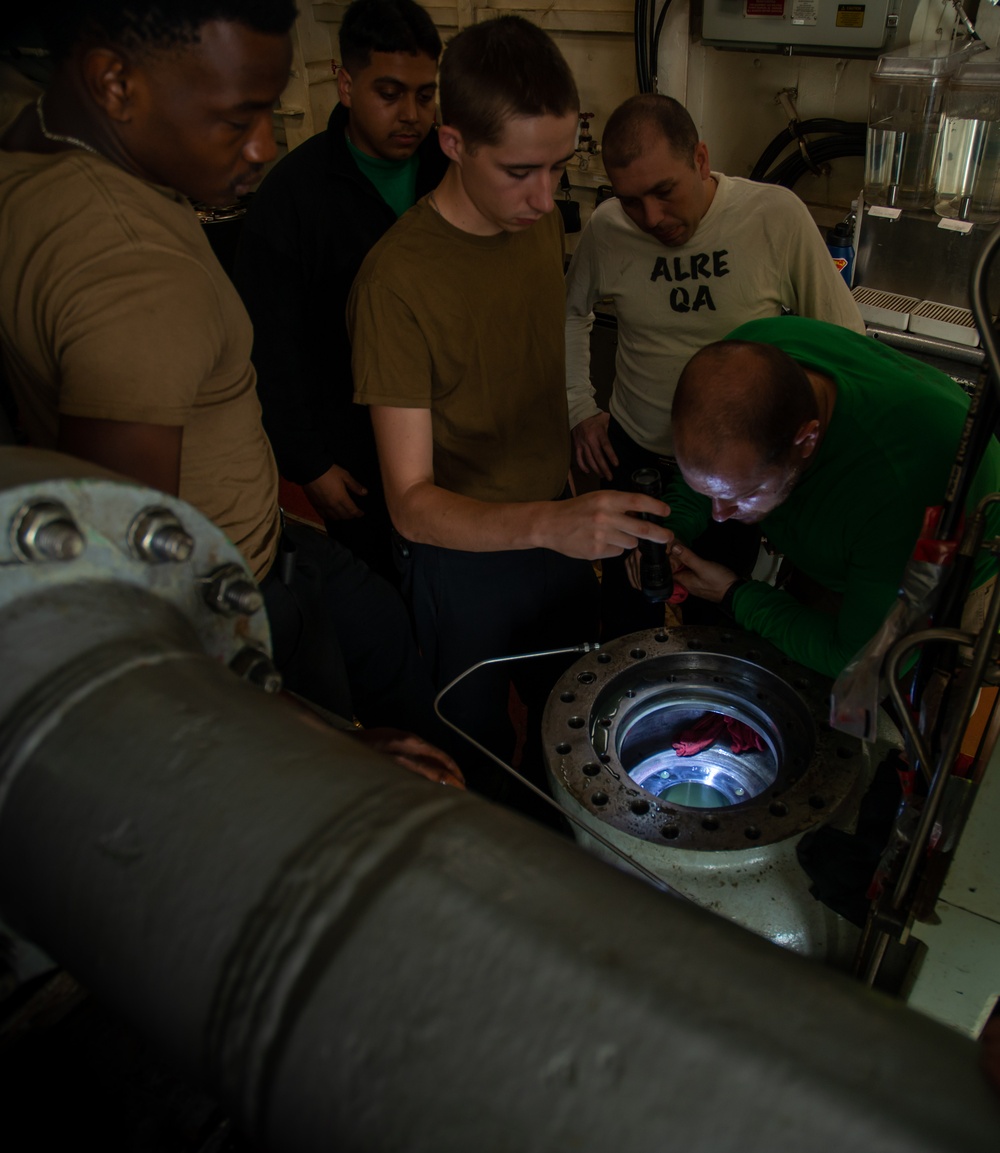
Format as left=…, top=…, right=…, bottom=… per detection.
left=865, top=40, right=986, bottom=211
left=935, top=54, right=1000, bottom=224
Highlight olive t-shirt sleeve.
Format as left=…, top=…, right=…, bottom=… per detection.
left=349, top=277, right=433, bottom=409
left=57, top=248, right=224, bottom=425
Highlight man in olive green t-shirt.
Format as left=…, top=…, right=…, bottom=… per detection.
left=349, top=17, right=672, bottom=800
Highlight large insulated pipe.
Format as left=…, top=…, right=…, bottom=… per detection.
left=0, top=449, right=999, bottom=1151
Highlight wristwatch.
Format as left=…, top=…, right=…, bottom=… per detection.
left=720, top=578, right=749, bottom=619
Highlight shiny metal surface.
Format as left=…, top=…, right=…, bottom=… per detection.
left=544, top=627, right=865, bottom=852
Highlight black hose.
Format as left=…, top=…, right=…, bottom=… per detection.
left=634, top=0, right=651, bottom=92
left=756, top=133, right=866, bottom=189
left=749, top=118, right=865, bottom=181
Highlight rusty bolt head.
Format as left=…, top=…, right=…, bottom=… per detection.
left=203, top=564, right=265, bottom=617
left=230, top=647, right=282, bottom=693
left=129, top=508, right=194, bottom=563
left=12, top=500, right=85, bottom=562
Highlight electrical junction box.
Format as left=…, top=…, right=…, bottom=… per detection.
left=701, top=0, right=921, bottom=56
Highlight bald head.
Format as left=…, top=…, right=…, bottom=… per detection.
left=673, top=341, right=820, bottom=471
left=602, top=94, right=699, bottom=171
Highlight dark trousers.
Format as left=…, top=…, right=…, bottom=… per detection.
left=398, top=539, right=599, bottom=802
left=600, top=417, right=761, bottom=639
left=260, top=520, right=452, bottom=751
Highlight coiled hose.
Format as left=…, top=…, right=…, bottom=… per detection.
left=750, top=118, right=866, bottom=188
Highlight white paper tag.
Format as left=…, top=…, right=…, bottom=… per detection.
left=937, top=217, right=975, bottom=234
left=868, top=205, right=902, bottom=220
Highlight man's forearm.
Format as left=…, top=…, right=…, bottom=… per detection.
left=389, top=480, right=673, bottom=562
left=565, top=311, right=601, bottom=430
left=389, top=480, right=560, bottom=552
left=732, top=579, right=858, bottom=681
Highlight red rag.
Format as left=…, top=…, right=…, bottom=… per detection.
left=672, top=714, right=765, bottom=757
left=672, top=712, right=727, bottom=757
left=724, top=716, right=766, bottom=754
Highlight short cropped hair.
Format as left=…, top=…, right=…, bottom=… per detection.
left=40, top=1, right=298, bottom=60
left=439, top=15, right=579, bottom=149
left=673, top=340, right=819, bottom=466
left=339, top=0, right=441, bottom=74
left=602, top=94, right=699, bottom=170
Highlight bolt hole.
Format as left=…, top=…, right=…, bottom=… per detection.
left=598, top=753, right=611, bottom=764
left=556, top=743, right=571, bottom=755
left=582, top=763, right=600, bottom=777
left=560, top=691, right=576, bottom=703
left=744, top=826, right=761, bottom=841
left=567, top=716, right=585, bottom=729
left=577, top=671, right=596, bottom=684
left=630, top=648, right=646, bottom=659
left=591, top=792, right=609, bottom=807
left=769, top=802, right=788, bottom=817
left=661, top=824, right=680, bottom=840
left=625, top=689, right=636, bottom=698
left=808, top=795, right=826, bottom=810
left=597, top=653, right=611, bottom=664
left=701, top=816, right=719, bottom=831
left=654, top=632, right=668, bottom=642
left=630, top=800, right=650, bottom=815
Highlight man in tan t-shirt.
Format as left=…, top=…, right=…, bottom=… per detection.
left=349, top=17, right=671, bottom=804
left=0, top=0, right=462, bottom=787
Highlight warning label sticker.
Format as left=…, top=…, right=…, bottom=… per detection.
left=836, top=4, right=866, bottom=28
left=791, top=0, right=818, bottom=24
left=745, top=0, right=785, bottom=16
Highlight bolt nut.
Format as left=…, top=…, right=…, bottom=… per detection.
left=203, top=564, right=265, bottom=617
left=12, top=500, right=85, bottom=562
left=128, top=508, right=194, bottom=563
left=230, top=647, right=282, bottom=694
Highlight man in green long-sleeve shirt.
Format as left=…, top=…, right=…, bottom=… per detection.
left=658, top=316, right=1000, bottom=678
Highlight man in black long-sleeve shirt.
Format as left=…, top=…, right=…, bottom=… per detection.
left=234, top=0, right=446, bottom=584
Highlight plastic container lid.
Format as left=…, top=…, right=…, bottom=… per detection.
left=872, top=38, right=987, bottom=80
left=949, top=51, right=1000, bottom=89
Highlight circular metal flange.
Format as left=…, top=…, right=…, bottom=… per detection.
left=543, top=626, right=865, bottom=852
left=0, top=448, right=271, bottom=716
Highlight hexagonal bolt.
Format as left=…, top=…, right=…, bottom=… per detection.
left=230, top=647, right=282, bottom=694
left=203, top=564, right=265, bottom=617
left=128, top=508, right=194, bottom=564
left=13, top=501, right=85, bottom=562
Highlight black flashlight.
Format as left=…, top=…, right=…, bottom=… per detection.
left=631, top=467, right=673, bottom=602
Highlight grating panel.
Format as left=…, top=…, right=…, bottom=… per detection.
left=851, top=285, right=920, bottom=331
